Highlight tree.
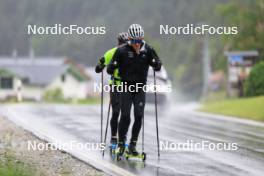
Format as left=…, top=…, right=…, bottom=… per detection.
left=217, top=0, right=264, bottom=58
left=244, top=62, right=264, bottom=96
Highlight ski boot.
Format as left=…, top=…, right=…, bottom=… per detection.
left=125, top=142, right=146, bottom=161
left=109, top=137, right=118, bottom=158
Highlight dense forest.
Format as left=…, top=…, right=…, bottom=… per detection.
left=0, top=0, right=263, bottom=98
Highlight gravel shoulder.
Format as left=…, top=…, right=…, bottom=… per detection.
left=0, top=116, right=105, bottom=176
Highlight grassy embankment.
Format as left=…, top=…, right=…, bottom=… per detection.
left=200, top=92, right=264, bottom=121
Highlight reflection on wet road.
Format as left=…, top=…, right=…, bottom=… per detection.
left=1, top=104, right=264, bottom=176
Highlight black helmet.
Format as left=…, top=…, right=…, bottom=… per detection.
left=117, top=32, right=129, bottom=45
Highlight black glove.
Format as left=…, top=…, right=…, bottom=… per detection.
left=149, top=47, right=162, bottom=71
left=95, top=57, right=105, bottom=73
left=95, top=64, right=104, bottom=73
left=152, top=59, right=162, bottom=71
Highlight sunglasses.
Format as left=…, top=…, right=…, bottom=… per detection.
left=130, top=39, right=143, bottom=44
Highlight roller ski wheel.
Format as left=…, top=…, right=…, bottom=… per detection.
left=125, top=152, right=147, bottom=161
left=142, top=152, right=146, bottom=161
left=116, top=151, right=125, bottom=161
left=115, top=146, right=126, bottom=161
left=116, top=154, right=123, bottom=161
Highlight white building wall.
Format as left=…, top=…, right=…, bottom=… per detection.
left=86, top=81, right=100, bottom=97
left=47, top=73, right=87, bottom=99
left=22, top=86, right=43, bottom=101
left=0, top=73, right=89, bottom=101
left=0, top=77, right=20, bottom=100
left=0, top=77, right=44, bottom=101
left=0, top=89, right=16, bottom=99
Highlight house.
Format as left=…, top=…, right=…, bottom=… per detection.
left=84, top=67, right=109, bottom=97
left=0, top=57, right=91, bottom=101
left=224, top=50, right=259, bottom=97
left=0, top=69, right=21, bottom=101
left=208, top=70, right=225, bottom=91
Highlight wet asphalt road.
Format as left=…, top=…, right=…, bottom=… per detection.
left=1, top=103, right=264, bottom=176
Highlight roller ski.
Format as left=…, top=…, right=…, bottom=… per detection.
left=124, top=142, right=146, bottom=161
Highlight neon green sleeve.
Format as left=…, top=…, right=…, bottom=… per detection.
left=104, top=47, right=117, bottom=65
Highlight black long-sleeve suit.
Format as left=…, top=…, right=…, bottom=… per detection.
left=107, top=42, right=162, bottom=145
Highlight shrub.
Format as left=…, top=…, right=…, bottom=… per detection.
left=244, top=62, right=264, bottom=96
left=43, top=88, right=64, bottom=102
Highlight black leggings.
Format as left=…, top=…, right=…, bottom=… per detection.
left=118, top=90, right=145, bottom=143
left=110, top=88, right=120, bottom=137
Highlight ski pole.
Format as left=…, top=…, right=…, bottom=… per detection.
left=153, top=69, right=160, bottom=158
left=142, top=114, right=145, bottom=153
left=103, top=97, right=111, bottom=157
left=100, top=72, right=104, bottom=144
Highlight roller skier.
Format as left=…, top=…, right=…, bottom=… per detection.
left=107, top=24, right=162, bottom=161
left=95, top=32, right=129, bottom=153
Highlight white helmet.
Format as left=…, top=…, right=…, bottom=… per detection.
left=128, top=24, right=144, bottom=39
left=117, top=32, right=129, bottom=44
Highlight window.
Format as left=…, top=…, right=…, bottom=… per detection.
left=22, top=77, right=30, bottom=84
left=0, top=77, right=13, bottom=89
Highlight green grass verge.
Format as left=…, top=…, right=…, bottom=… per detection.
left=201, top=91, right=227, bottom=103
left=199, top=96, right=264, bottom=121
left=0, top=151, right=35, bottom=176
left=0, top=97, right=100, bottom=105
left=76, top=97, right=100, bottom=104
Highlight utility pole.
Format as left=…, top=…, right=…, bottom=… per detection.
left=29, top=37, right=35, bottom=59
left=202, top=33, right=211, bottom=98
